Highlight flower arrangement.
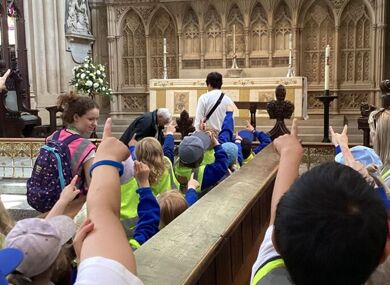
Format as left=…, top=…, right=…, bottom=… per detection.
left=70, top=56, right=112, bottom=98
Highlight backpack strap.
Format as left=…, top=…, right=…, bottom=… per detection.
left=204, top=93, right=224, bottom=122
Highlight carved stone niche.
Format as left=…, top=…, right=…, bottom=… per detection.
left=65, top=0, right=95, bottom=63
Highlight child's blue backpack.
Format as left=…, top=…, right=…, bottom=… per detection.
left=27, top=131, right=81, bottom=212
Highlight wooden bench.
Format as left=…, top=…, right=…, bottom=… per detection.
left=0, top=69, right=41, bottom=137
left=135, top=144, right=278, bottom=285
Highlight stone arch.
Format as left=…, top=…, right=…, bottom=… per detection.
left=148, top=7, right=177, bottom=79
left=120, top=8, right=147, bottom=87
left=182, top=7, right=200, bottom=58
left=339, top=0, right=372, bottom=83
left=204, top=4, right=223, bottom=63
left=297, top=0, right=336, bottom=29
left=249, top=1, right=269, bottom=67
left=274, top=0, right=292, bottom=52
left=302, top=1, right=335, bottom=85
left=226, top=3, right=245, bottom=57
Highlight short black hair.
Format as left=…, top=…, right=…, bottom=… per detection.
left=274, top=162, right=388, bottom=285
left=241, top=138, right=252, bottom=159
left=206, top=72, right=223, bottom=89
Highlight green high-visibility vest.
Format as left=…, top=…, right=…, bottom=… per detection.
left=243, top=152, right=255, bottom=165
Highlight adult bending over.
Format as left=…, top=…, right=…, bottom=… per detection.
left=120, top=108, right=171, bottom=145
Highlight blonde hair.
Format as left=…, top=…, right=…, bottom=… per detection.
left=135, top=137, right=166, bottom=185
left=370, top=109, right=390, bottom=166
left=157, top=190, right=188, bottom=227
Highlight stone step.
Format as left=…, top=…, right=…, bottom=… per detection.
left=1, top=194, right=39, bottom=221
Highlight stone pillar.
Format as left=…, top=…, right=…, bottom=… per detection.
left=24, top=0, right=76, bottom=123
left=106, top=5, right=118, bottom=114
left=200, top=30, right=204, bottom=69
left=268, top=28, right=273, bottom=67
left=244, top=27, right=249, bottom=68
left=332, top=25, right=340, bottom=112
left=222, top=29, right=226, bottom=68
left=178, top=30, right=183, bottom=70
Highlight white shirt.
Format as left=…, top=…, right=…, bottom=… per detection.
left=75, top=257, right=144, bottom=285
left=250, top=225, right=279, bottom=283
left=194, top=89, right=234, bottom=131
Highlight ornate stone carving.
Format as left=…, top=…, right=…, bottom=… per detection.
left=227, top=5, right=245, bottom=55
left=340, top=1, right=371, bottom=83
left=115, top=7, right=128, bottom=22
left=122, top=95, right=147, bottom=112
left=122, top=10, right=147, bottom=87
left=308, top=92, right=325, bottom=109
left=204, top=6, right=222, bottom=56
left=302, top=2, right=335, bottom=84
left=133, top=6, right=155, bottom=22
left=149, top=8, right=177, bottom=79
left=183, top=8, right=200, bottom=57
left=66, top=0, right=91, bottom=35
left=338, top=92, right=370, bottom=110
left=250, top=2, right=268, bottom=54
left=274, top=2, right=292, bottom=51
left=174, top=92, right=189, bottom=114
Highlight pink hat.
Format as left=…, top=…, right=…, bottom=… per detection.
left=4, top=215, right=75, bottom=278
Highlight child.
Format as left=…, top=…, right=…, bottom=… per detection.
left=251, top=119, right=389, bottom=285
left=174, top=130, right=229, bottom=192
left=5, top=177, right=79, bottom=284
left=239, top=121, right=271, bottom=165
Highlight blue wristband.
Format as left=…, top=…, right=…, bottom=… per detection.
left=89, top=160, right=124, bottom=177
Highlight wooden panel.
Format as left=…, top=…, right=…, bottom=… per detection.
left=135, top=145, right=279, bottom=285
left=198, top=259, right=216, bottom=285
left=230, top=224, right=243, bottom=279
left=242, top=212, right=253, bottom=258
left=216, top=239, right=232, bottom=285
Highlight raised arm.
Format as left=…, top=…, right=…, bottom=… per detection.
left=79, top=118, right=136, bottom=273
left=163, top=123, right=176, bottom=164
left=269, top=119, right=303, bottom=225
left=218, top=105, right=235, bottom=144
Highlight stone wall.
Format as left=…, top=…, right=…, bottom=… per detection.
left=90, top=0, right=386, bottom=118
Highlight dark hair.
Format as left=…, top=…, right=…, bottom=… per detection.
left=57, top=92, right=99, bottom=125
left=241, top=138, right=252, bottom=159
left=206, top=72, right=222, bottom=89
left=274, top=162, right=388, bottom=285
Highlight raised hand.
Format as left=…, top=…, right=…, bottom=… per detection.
left=273, top=119, right=302, bottom=156
left=59, top=175, right=81, bottom=205
left=96, top=118, right=130, bottom=163
left=187, top=173, right=200, bottom=190
left=166, top=122, right=176, bottom=134
left=134, top=161, right=150, bottom=188
left=329, top=125, right=348, bottom=147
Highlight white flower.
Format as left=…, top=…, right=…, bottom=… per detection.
left=93, top=82, right=99, bottom=88
left=80, top=73, right=86, bottom=79
left=98, top=78, right=103, bottom=84
left=84, top=64, right=88, bottom=68
left=96, top=70, right=101, bottom=75
left=102, top=87, right=106, bottom=91
left=75, top=83, right=78, bottom=87
left=86, top=80, right=93, bottom=87
left=76, top=73, right=80, bottom=78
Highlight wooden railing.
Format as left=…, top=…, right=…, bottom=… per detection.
left=135, top=144, right=278, bottom=285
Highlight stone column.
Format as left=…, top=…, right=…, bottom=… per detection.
left=244, top=27, right=249, bottom=68
left=106, top=5, right=118, bottom=114
left=268, top=28, right=273, bottom=67
left=332, top=25, right=340, bottom=112
left=178, top=30, right=183, bottom=70
left=200, top=30, right=204, bottom=68
left=222, top=28, right=226, bottom=68
left=24, top=0, right=75, bottom=123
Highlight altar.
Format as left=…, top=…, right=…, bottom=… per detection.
left=149, top=77, right=308, bottom=120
